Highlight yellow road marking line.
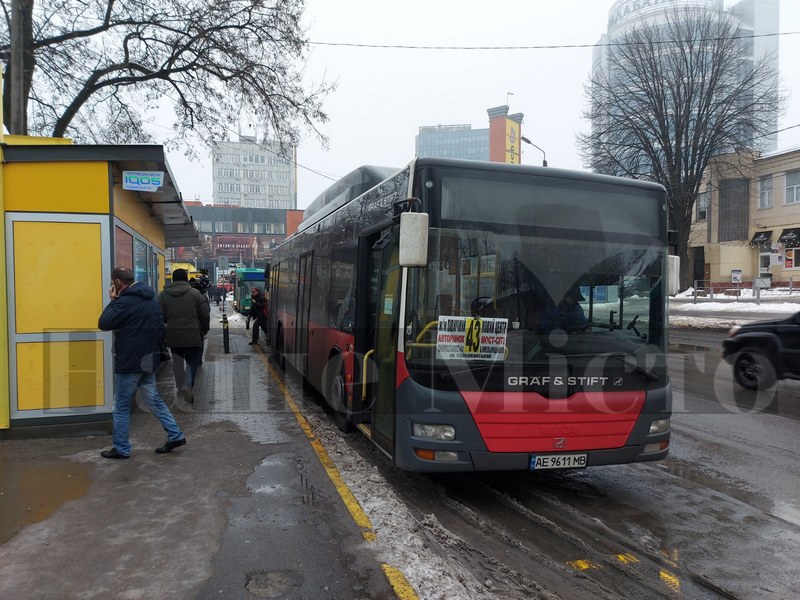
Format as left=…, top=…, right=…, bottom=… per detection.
left=661, top=548, right=679, bottom=566
left=259, top=350, right=419, bottom=597
left=259, top=352, right=376, bottom=541
left=569, top=551, right=683, bottom=593
left=660, top=569, right=681, bottom=593
left=381, top=564, right=420, bottom=600
left=567, top=559, right=600, bottom=570
left=615, top=552, right=640, bottom=565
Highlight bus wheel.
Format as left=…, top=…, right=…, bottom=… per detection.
left=326, top=355, right=353, bottom=433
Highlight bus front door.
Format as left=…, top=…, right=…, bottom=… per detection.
left=361, top=233, right=401, bottom=455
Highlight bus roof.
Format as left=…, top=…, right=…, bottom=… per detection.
left=292, top=158, right=666, bottom=238
left=300, top=165, right=399, bottom=230
left=412, top=157, right=666, bottom=193
left=236, top=267, right=265, bottom=280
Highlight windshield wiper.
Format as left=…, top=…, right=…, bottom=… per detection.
left=609, top=354, right=659, bottom=381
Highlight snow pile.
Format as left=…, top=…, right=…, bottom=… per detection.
left=304, top=412, right=492, bottom=599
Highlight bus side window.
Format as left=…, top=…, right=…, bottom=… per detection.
left=331, top=261, right=355, bottom=331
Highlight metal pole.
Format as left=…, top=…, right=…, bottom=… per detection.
left=222, top=312, right=230, bottom=353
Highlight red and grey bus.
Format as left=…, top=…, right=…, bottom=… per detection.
left=267, top=158, right=671, bottom=472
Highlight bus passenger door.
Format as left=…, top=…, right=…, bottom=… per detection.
left=296, top=253, right=312, bottom=375
left=361, top=232, right=400, bottom=455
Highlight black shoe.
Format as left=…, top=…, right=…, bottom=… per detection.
left=248, top=341, right=258, bottom=345
left=155, top=438, right=187, bottom=454
left=177, top=388, right=194, bottom=404
left=101, top=447, right=130, bottom=459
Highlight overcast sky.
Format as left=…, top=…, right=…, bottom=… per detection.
left=166, top=0, right=800, bottom=210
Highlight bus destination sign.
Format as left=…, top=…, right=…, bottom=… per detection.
left=436, top=316, right=508, bottom=361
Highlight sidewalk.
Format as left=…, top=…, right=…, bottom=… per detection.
left=0, top=302, right=399, bottom=599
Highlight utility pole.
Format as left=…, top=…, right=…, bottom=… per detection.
left=9, top=0, right=33, bottom=134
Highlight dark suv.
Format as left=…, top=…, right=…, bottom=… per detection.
left=722, top=312, right=800, bottom=389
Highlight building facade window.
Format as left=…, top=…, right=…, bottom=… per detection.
left=718, top=179, right=749, bottom=243
left=786, top=170, right=800, bottom=205
left=758, top=175, right=772, bottom=209
left=696, top=191, right=708, bottom=221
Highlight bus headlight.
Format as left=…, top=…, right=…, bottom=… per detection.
left=412, top=423, right=456, bottom=441
left=649, top=418, right=670, bottom=434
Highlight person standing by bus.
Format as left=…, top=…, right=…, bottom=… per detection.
left=159, top=268, right=211, bottom=403
left=99, top=267, right=187, bottom=458
left=248, top=286, right=269, bottom=345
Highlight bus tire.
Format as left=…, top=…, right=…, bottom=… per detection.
left=326, top=354, right=353, bottom=433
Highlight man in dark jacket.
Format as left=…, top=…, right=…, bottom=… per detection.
left=249, top=286, right=269, bottom=345
left=159, top=268, right=211, bottom=403
left=98, top=267, right=186, bottom=459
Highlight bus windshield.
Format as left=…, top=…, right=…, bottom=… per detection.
left=404, top=172, right=667, bottom=388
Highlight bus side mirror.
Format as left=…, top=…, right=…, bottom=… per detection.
left=399, top=212, right=429, bottom=267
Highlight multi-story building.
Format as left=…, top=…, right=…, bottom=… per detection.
left=211, top=135, right=297, bottom=209
left=171, top=202, right=303, bottom=274
left=415, top=107, right=525, bottom=163
left=689, top=147, right=800, bottom=288
left=592, top=0, right=780, bottom=153
left=416, top=124, right=489, bottom=160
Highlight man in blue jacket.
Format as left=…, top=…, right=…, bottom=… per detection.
left=98, top=267, right=186, bottom=459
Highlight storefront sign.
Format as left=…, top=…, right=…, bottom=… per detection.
left=122, top=171, right=164, bottom=192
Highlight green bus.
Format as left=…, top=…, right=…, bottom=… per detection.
left=232, top=267, right=265, bottom=315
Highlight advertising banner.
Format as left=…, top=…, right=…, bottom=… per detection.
left=173, top=234, right=282, bottom=261
left=505, top=119, right=520, bottom=164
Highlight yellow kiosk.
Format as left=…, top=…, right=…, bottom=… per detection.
left=0, top=137, right=199, bottom=434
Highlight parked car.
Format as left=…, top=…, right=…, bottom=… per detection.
left=722, top=312, right=800, bottom=389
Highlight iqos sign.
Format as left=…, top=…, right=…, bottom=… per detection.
left=122, top=171, right=164, bottom=192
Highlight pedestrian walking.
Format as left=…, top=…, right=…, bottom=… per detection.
left=248, top=286, right=269, bottom=345
left=98, top=267, right=187, bottom=459
left=159, top=268, right=211, bottom=403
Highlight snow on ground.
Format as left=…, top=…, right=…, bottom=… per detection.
left=306, top=416, right=497, bottom=600
left=670, top=287, right=799, bottom=329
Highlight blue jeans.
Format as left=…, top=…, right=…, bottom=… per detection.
left=170, top=346, right=204, bottom=391
left=112, top=371, right=184, bottom=456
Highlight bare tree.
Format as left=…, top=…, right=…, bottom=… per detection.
left=578, top=6, right=784, bottom=288
left=1, top=0, right=331, bottom=152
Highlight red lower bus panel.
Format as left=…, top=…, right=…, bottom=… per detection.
left=461, top=391, right=646, bottom=453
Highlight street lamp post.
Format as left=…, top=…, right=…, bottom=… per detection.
left=520, top=136, right=548, bottom=167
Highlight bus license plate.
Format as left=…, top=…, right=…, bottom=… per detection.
left=529, top=453, right=588, bottom=470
